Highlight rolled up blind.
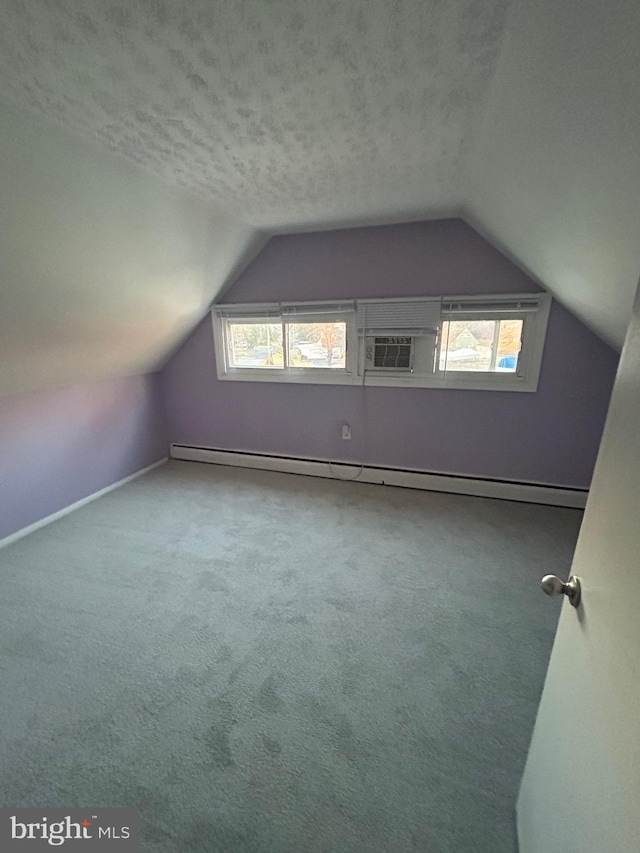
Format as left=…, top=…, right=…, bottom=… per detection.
left=356, top=299, right=441, bottom=336
left=441, top=295, right=542, bottom=315
left=216, top=302, right=354, bottom=320
left=215, top=303, right=281, bottom=320
left=281, top=302, right=354, bottom=317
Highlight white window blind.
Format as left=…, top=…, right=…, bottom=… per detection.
left=356, top=299, right=441, bottom=336
left=216, top=302, right=354, bottom=320
left=281, top=302, right=354, bottom=317
left=441, top=295, right=542, bottom=316
left=215, top=304, right=281, bottom=320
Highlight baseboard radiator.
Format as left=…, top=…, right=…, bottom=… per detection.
left=170, top=445, right=588, bottom=509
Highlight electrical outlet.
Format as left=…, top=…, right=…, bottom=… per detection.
left=342, top=424, right=352, bottom=440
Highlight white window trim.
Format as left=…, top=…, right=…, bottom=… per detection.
left=433, top=292, right=551, bottom=392
left=212, top=293, right=551, bottom=392
left=213, top=302, right=360, bottom=386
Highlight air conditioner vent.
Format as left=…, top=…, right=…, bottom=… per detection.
left=365, top=337, right=413, bottom=371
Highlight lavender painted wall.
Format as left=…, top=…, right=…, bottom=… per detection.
left=0, top=373, right=168, bottom=540
left=162, top=219, right=619, bottom=489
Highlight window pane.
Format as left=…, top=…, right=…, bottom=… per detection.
left=495, top=319, right=523, bottom=372
left=227, top=322, right=284, bottom=368
left=287, top=322, right=347, bottom=369
left=440, top=318, right=523, bottom=373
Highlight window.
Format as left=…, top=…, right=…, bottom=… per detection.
left=286, top=321, right=347, bottom=369
left=439, top=319, right=523, bottom=373
left=213, top=303, right=358, bottom=384
left=226, top=320, right=283, bottom=369
left=436, top=295, right=550, bottom=391
left=213, top=293, right=550, bottom=391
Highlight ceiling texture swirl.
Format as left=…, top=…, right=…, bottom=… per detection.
left=0, top=0, right=510, bottom=227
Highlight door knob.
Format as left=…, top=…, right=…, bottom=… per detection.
left=541, top=574, right=581, bottom=608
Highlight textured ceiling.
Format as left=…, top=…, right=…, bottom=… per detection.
left=0, top=0, right=638, bottom=374
left=0, top=0, right=509, bottom=230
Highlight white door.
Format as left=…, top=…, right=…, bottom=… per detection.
left=517, top=282, right=640, bottom=853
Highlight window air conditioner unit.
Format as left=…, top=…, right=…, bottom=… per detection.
left=364, top=336, right=414, bottom=371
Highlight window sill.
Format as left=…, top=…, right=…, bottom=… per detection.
left=217, top=369, right=538, bottom=391
left=218, top=369, right=361, bottom=386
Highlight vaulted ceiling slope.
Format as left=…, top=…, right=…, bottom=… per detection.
left=466, top=0, right=640, bottom=350
left=0, top=0, right=637, bottom=396
left=0, top=101, right=264, bottom=396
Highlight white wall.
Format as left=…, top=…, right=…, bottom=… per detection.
left=0, top=101, right=263, bottom=396
left=467, top=0, right=640, bottom=349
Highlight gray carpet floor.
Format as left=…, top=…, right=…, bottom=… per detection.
left=0, top=461, right=582, bottom=852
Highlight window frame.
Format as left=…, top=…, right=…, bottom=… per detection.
left=212, top=293, right=551, bottom=392
left=434, top=293, right=551, bottom=392
left=213, top=302, right=360, bottom=385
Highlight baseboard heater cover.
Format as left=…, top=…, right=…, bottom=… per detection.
left=170, top=445, right=587, bottom=509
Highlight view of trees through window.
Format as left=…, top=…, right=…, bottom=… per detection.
left=227, top=323, right=283, bottom=369
left=226, top=317, right=523, bottom=373
left=227, top=321, right=346, bottom=369
left=439, top=319, right=523, bottom=372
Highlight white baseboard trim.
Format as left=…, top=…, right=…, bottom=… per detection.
left=170, top=445, right=587, bottom=509
left=0, top=458, right=168, bottom=550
